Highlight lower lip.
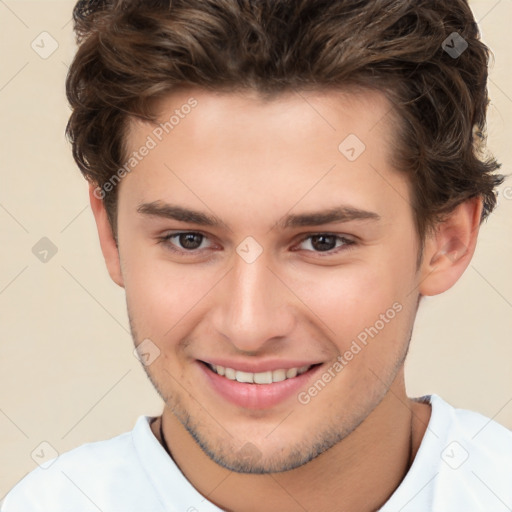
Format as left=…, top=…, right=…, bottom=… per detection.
left=198, top=362, right=323, bottom=410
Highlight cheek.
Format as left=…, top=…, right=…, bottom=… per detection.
left=293, top=263, right=398, bottom=325
left=122, top=248, right=216, bottom=338
left=292, top=255, right=415, bottom=356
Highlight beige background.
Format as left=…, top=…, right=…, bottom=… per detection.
left=0, top=0, right=511, bottom=498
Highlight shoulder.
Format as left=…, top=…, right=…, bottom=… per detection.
left=1, top=416, right=158, bottom=512
left=436, top=394, right=512, bottom=464
left=427, top=395, right=512, bottom=510
left=381, top=395, right=512, bottom=512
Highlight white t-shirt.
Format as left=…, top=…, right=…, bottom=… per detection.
left=2, top=394, right=511, bottom=512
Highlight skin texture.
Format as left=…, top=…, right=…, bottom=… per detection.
left=90, top=88, right=482, bottom=512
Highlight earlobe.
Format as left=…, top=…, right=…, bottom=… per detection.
left=419, top=197, right=483, bottom=297
left=88, top=184, right=125, bottom=288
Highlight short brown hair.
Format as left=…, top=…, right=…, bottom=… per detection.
left=66, top=0, right=504, bottom=241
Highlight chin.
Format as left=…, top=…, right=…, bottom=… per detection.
left=183, top=417, right=353, bottom=474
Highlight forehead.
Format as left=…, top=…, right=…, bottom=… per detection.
left=119, top=87, right=410, bottom=229
left=127, top=86, right=395, bottom=153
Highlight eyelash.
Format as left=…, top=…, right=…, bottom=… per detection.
left=156, top=231, right=357, bottom=258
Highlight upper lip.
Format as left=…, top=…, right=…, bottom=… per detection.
left=200, top=359, right=323, bottom=373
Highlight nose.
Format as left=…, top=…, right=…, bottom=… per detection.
left=212, top=247, right=296, bottom=353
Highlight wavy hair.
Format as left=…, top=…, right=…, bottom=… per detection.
left=65, top=0, right=504, bottom=240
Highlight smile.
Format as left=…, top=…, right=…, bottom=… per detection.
left=199, top=361, right=324, bottom=409
left=207, top=363, right=312, bottom=384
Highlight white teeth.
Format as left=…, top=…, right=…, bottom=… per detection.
left=210, top=364, right=313, bottom=384
left=235, top=370, right=254, bottom=383
left=224, top=367, right=236, bottom=380
left=253, top=371, right=273, bottom=384
left=272, top=369, right=286, bottom=382
left=286, top=368, right=297, bottom=378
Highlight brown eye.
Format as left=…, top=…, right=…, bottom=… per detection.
left=297, top=234, right=355, bottom=255
left=309, top=235, right=337, bottom=252
left=158, top=232, right=212, bottom=255
left=176, top=233, right=204, bottom=250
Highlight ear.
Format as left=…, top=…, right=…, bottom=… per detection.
left=419, top=197, right=483, bottom=296
left=88, top=184, right=124, bottom=288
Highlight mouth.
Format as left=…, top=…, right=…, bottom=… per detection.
left=198, top=360, right=324, bottom=409
left=205, top=362, right=316, bottom=384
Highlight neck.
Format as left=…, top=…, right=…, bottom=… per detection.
left=153, top=373, right=431, bottom=512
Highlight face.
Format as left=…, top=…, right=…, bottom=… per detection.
left=112, top=88, right=425, bottom=473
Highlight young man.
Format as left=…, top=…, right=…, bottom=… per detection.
left=2, top=0, right=511, bottom=510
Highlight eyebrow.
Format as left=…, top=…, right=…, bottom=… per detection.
left=136, top=201, right=381, bottom=230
